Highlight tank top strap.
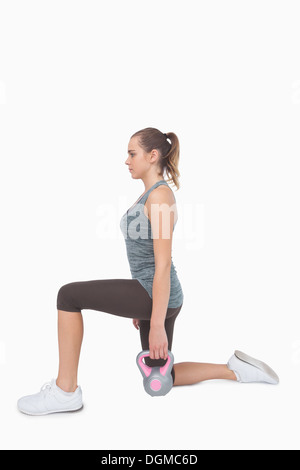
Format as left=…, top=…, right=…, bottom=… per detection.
left=141, top=180, right=169, bottom=205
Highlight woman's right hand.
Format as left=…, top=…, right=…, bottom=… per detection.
left=133, top=319, right=140, bottom=330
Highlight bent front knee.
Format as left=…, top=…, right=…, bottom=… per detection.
left=56, top=282, right=81, bottom=313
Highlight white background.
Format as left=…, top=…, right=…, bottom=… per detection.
left=0, top=0, right=299, bottom=450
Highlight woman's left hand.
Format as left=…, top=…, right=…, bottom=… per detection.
left=149, top=325, right=168, bottom=360
left=132, top=318, right=140, bottom=330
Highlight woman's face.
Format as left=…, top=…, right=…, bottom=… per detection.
left=125, top=137, right=148, bottom=179
left=125, top=136, right=159, bottom=179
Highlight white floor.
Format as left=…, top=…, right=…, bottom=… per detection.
left=2, top=337, right=299, bottom=450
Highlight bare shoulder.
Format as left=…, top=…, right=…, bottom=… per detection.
left=147, top=184, right=175, bottom=206
left=145, top=185, right=178, bottom=223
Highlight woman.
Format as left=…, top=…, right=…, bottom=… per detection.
left=17, top=127, right=279, bottom=415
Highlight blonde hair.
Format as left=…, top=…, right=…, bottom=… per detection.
left=131, top=127, right=181, bottom=191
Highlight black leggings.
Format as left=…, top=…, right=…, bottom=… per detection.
left=56, top=279, right=183, bottom=383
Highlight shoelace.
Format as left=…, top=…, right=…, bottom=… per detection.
left=40, top=380, right=55, bottom=396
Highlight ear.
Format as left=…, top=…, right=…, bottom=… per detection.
left=150, top=149, right=160, bottom=163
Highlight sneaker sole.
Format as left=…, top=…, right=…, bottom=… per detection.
left=234, top=350, right=279, bottom=384
left=18, top=404, right=84, bottom=416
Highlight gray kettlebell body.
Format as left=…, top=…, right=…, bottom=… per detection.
left=136, top=350, right=174, bottom=397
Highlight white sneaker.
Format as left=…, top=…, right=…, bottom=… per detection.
left=227, top=350, right=279, bottom=384
left=17, top=379, right=83, bottom=416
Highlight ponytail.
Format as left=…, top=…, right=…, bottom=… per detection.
left=161, top=132, right=181, bottom=191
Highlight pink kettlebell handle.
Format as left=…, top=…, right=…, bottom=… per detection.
left=138, top=351, right=173, bottom=378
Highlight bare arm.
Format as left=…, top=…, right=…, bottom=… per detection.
left=146, top=187, right=176, bottom=359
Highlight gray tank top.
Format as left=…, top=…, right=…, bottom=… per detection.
left=120, top=180, right=184, bottom=308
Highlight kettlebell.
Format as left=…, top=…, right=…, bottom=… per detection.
left=136, top=350, right=174, bottom=397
